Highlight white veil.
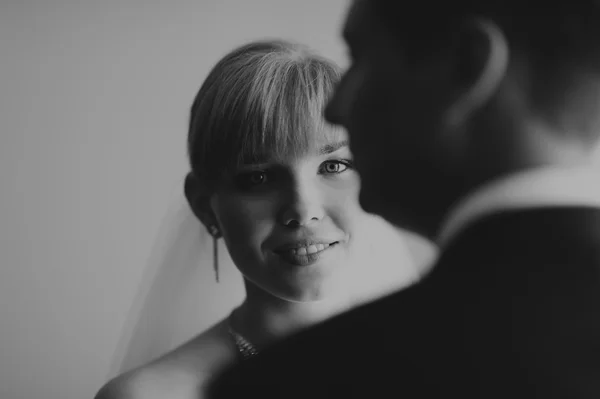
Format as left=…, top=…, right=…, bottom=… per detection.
left=106, top=182, right=245, bottom=377
left=107, top=180, right=437, bottom=380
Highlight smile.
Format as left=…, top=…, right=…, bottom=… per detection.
left=281, top=243, right=331, bottom=256
left=273, top=242, right=339, bottom=267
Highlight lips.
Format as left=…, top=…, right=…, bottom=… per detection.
left=273, top=241, right=339, bottom=266
left=274, top=240, right=338, bottom=253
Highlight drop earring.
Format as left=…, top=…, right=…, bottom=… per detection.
left=208, top=224, right=220, bottom=283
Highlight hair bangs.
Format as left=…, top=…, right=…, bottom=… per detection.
left=235, top=55, right=344, bottom=167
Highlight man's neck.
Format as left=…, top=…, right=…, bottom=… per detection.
left=409, top=161, right=570, bottom=242
left=436, top=163, right=600, bottom=247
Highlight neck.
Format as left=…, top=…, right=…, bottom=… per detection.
left=230, top=279, right=353, bottom=348
left=415, top=118, right=597, bottom=240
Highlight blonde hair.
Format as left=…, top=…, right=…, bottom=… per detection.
left=187, top=39, right=343, bottom=188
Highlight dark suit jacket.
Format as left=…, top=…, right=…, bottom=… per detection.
left=209, top=207, right=600, bottom=398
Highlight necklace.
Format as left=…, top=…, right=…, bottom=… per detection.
left=228, top=317, right=259, bottom=361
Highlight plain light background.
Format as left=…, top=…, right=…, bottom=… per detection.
left=0, top=1, right=351, bottom=398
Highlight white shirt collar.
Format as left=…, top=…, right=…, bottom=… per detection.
left=436, top=165, right=600, bottom=248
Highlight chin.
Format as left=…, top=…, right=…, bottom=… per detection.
left=272, top=275, right=345, bottom=303
left=270, top=287, right=328, bottom=303
left=262, top=244, right=352, bottom=302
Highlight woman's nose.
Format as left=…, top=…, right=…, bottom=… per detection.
left=278, top=179, right=325, bottom=228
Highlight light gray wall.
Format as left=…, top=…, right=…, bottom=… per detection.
left=0, top=1, right=349, bottom=398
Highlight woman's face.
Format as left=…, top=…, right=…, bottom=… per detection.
left=210, top=131, right=365, bottom=302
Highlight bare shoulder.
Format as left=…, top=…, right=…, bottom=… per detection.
left=94, top=318, right=237, bottom=399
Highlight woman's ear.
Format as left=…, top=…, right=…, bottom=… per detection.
left=445, top=17, right=510, bottom=128
left=184, top=172, right=220, bottom=237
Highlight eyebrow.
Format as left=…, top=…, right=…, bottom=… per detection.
left=241, top=140, right=349, bottom=165
left=319, top=140, right=348, bottom=155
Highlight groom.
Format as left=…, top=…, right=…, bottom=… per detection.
left=209, top=1, right=600, bottom=397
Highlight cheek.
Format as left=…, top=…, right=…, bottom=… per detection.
left=213, top=195, right=275, bottom=255
left=323, top=175, right=363, bottom=228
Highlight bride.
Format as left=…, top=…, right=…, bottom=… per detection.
left=95, top=39, right=433, bottom=399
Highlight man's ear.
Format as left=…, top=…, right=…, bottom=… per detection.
left=444, top=17, right=509, bottom=128
left=184, top=172, right=220, bottom=237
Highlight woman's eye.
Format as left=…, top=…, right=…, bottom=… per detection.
left=248, top=171, right=266, bottom=185
left=235, top=171, right=268, bottom=189
left=320, top=160, right=352, bottom=174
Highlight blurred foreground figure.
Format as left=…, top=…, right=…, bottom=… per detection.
left=209, top=1, right=600, bottom=398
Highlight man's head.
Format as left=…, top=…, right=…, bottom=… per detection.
left=326, top=0, right=600, bottom=238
